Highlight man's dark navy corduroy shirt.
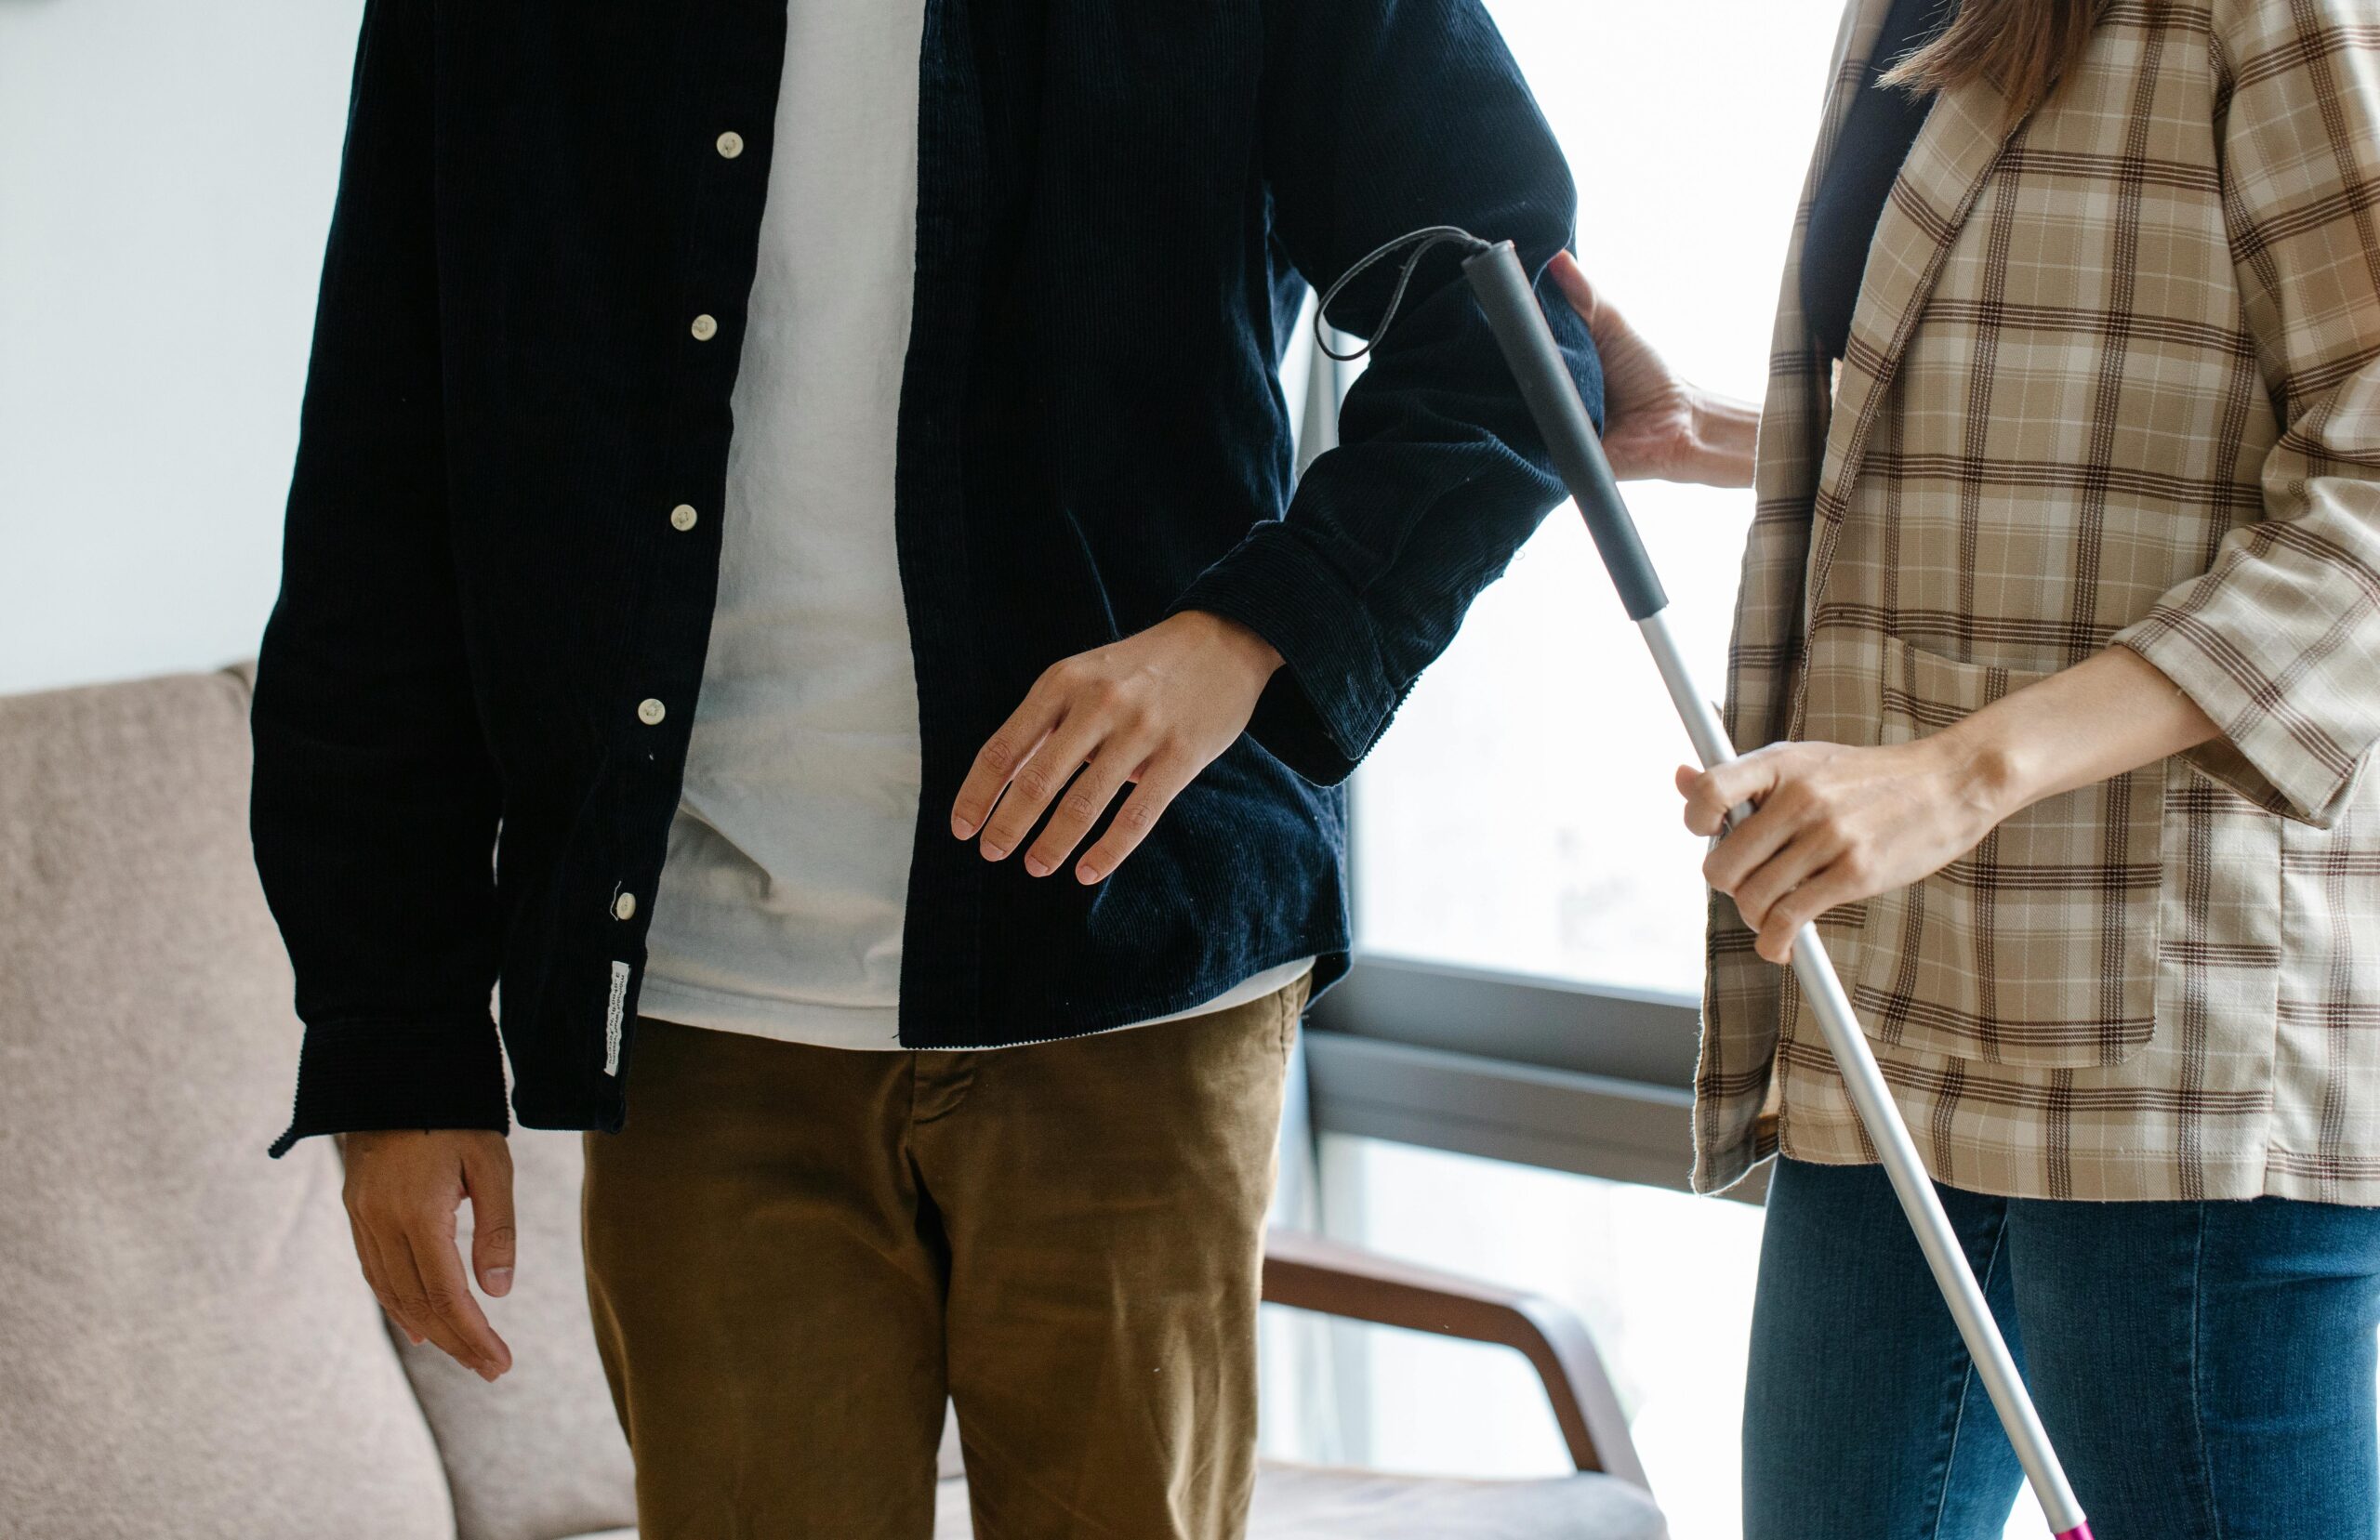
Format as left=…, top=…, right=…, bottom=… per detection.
left=254, top=0, right=1602, bottom=1154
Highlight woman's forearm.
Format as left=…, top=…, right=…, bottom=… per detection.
left=1680, top=644, right=2225, bottom=962
left=1941, top=645, right=2222, bottom=823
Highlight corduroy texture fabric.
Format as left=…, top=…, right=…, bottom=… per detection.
left=253, top=0, right=1601, bottom=1157
left=583, top=986, right=1304, bottom=1540
left=1698, top=0, right=2380, bottom=1203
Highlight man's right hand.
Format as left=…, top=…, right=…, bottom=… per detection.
left=341, top=1128, right=516, bottom=1381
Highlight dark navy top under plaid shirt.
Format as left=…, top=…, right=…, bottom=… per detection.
left=1803, top=0, right=1959, bottom=362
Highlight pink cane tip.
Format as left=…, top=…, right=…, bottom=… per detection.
left=2054, top=1527, right=2094, bottom=1540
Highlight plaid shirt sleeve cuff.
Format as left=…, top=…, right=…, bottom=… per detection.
left=2124, top=0, right=2380, bottom=830
left=2114, top=529, right=2380, bottom=830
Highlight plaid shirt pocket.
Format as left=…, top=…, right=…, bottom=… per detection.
left=1851, top=636, right=2165, bottom=1070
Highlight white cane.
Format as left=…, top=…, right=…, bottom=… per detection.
left=1328, top=229, right=2093, bottom=1540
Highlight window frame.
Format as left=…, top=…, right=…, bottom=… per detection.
left=1285, top=318, right=1759, bottom=1204
left=1304, top=955, right=1763, bottom=1201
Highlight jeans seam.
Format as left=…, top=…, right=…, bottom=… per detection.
left=1928, top=1203, right=2010, bottom=1540
left=2189, top=1204, right=2224, bottom=1540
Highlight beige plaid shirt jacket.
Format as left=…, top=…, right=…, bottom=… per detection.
left=1696, top=0, right=2380, bottom=1204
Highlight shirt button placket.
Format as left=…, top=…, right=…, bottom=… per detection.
left=630, top=114, right=740, bottom=951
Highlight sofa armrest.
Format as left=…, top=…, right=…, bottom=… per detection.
left=1260, top=1226, right=1649, bottom=1491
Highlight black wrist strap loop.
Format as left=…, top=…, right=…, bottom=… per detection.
left=1312, top=225, right=1492, bottom=362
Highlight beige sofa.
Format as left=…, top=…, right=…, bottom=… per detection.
left=0, top=666, right=1668, bottom=1540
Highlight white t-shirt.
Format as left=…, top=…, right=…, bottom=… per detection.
left=640, top=0, right=1308, bottom=1049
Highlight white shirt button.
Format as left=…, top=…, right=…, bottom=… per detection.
left=612, top=891, right=639, bottom=921
left=669, top=503, right=698, bottom=532
left=690, top=313, right=719, bottom=341
left=637, top=698, right=667, bottom=726
left=716, top=130, right=745, bottom=160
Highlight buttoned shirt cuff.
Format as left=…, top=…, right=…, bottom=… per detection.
left=268, top=1010, right=511, bottom=1157
left=1170, top=523, right=1397, bottom=787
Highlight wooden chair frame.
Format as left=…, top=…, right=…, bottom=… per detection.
left=1260, top=1227, right=1651, bottom=1493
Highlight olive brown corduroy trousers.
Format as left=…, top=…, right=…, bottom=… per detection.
left=582, top=980, right=1306, bottom=1540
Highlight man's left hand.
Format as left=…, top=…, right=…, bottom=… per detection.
left=951, top=611, right=1283, bottom=885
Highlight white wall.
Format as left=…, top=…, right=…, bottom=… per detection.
left=0, top=0, right=364, bottom=694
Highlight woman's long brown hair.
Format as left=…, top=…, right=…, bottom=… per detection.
left=1882, top=0, right=2102, bottom=122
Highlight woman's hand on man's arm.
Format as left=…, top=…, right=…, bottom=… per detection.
left=1547, top=252, right=1759, bottom=488
left=1681, top=645, right=2220, bottom=964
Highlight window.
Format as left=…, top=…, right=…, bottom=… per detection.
left=1352, top=0, right=1845, bottom=997
left=1284, top=7, right=1919, bottom=1539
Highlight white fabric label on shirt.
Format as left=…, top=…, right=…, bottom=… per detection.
left=604, top=960, right=630, bottom=1076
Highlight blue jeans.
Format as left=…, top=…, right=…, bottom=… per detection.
left=1745, top=1158, right=2380, bottom=1539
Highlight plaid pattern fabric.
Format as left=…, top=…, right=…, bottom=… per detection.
left=1695, top=0, right=2380, bottom=1203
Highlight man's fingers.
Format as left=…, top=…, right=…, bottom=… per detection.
left=349, top=1211, right=422, bottom=1345
left=463, top=1143, right=517, bottom=1299
left=1022, top=744, right=1141, bottom=877
left=382, top=1226, right=479, bottom=1371
left=975, top=715, right=1105, bottom=862
left=402, top=1222, right=511, bottom=1380
left=950, top=689, right=1062, bottom=840
left=1074, top=757, right=1196, bottom=885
